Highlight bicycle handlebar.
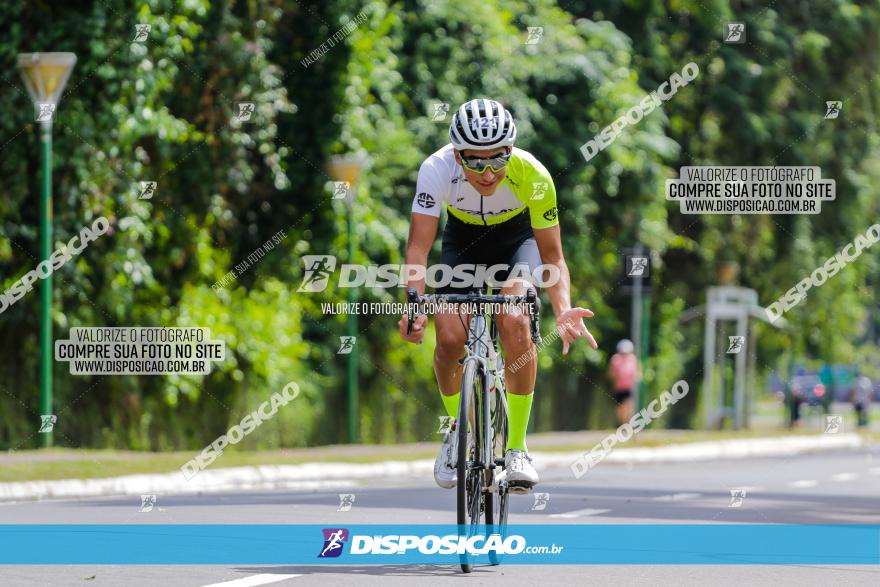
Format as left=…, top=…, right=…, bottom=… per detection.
left=405, top=288, right=542, bottom=345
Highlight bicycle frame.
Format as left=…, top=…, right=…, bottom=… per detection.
left=461, top=310, right=509, bottom=490
left=405, top=288, right=540, bottom=572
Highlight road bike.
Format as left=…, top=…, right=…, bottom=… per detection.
left=406, top=288, right=541, bottom=572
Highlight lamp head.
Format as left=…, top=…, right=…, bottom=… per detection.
left=17, top=52, right=77, bottom=124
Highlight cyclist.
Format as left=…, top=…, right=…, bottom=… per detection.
left=397, top=98, right=598, bottom=491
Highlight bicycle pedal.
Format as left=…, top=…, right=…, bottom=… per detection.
left=507, top=482, right=533, bottom=495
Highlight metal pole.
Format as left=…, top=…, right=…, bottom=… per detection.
left=346, top=198, right=358, bottom=443
left=630, top=245, right=643, bottom=413
left=39, top=121, right=53, bottom=448
left=745, top=321, right=756, bottom=429
left=703, top=304, right=715, bottom=429
left=639, top=290, right=650, bottom=412
left=733, top=312, right=747, bottom=429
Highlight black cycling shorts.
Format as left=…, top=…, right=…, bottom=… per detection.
left=437, top=209, right=543, bottom=294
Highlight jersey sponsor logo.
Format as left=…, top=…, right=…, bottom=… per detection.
left=542, top=207, right=558, bottom=222
left=416, top=192, right=436, bottom=209
left=456, top=207, right=521, bottom=217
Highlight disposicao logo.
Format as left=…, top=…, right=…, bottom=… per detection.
left=318, top=528, right=349, bottom=558
left=317, top=529, right=530, bottom=558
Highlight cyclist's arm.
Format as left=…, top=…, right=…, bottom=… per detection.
left=519, top=155, right=568, bottom=315
left=533, top=224, right=571, bottom=317
left=400, top=155, right=445, bottom=342
left=534, top=224, right=598, bottom=353
left=404, top=212, right=439, bottom=294
left=398, top=212, right=437, bottom=342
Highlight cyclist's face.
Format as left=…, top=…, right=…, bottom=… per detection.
left=456, top=147, right=510, bottom=196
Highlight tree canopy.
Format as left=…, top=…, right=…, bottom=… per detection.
left=1, top=0, right=878, bottom=449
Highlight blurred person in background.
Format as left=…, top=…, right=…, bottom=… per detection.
left=788, top=365, right=807, bottom=428
left=608, top=339, right=640, bottom=425
left=853, top=374, right=872, bottom=428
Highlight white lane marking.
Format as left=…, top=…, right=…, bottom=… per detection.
left=788, top=480, right=818, bottom=488
left=869, top=467, right=880, bottom=476
left=200, top=573, right=302, bottom=587
left=831, top=473, right=858, bottom=482
left=651, top=492, right=701, bottom=501
left=549, top=508, right=611, bottom=518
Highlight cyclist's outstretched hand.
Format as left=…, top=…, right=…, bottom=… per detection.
left=398, top=313, right=428, bottom=344
left=556, top=307, right=598, bottom=355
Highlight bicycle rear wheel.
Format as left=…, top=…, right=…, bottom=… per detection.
left=457, top=359, right=485, bottom=573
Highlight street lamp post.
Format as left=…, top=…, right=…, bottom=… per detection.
left=327, top=153, right=369, bottom=444
left=18, top=52, right=77, bottom=448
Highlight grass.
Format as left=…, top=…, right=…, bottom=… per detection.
left=0, top=448, right=437, bottom=483
left=2, top=428, right=877, bottom=483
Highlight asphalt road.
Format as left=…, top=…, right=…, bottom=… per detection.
left=2, top=445, right=879, bottom=586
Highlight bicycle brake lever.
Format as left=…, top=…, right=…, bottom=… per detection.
left=526, top=288, right=541, bottom=345
left=406, top=288, right=419, bottom=335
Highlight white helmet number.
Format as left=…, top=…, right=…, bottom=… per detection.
left=470, top=118, right=498, bottom=131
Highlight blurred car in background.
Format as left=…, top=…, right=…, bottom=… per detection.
left=767, top=366, right=878, bottom=428
left=790, top=374, right=826, bottom=408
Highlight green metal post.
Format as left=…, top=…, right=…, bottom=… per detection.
left=346, top=201, right=358, bottom=443
left=39, top=123, right=53, bottom=448
left=639, top=291, right=651, bottom=412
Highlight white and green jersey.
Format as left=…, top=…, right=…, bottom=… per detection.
left=412, top=144, right=559, bottom=229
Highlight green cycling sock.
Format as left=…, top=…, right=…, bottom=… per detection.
left=440, top=391, right=461, bottom=420
left=505, top=391, right=534, bottom=451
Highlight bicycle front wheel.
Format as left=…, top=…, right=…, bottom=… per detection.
left=485, top=374, right=509, bottom=565
left=457, top=359, right=484, bottom=573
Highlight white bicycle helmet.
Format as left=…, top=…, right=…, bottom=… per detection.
left=617, top=339, right=634, bottom=353
left=448, top=98, right=517, bottom=150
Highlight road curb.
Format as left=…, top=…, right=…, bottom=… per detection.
left=533, top=432, right=864, bottom=471
left=0, top=434, right=862, bottom=502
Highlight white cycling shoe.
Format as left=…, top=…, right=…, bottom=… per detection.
left=504, top=449, right=538, bottom=493
left=434, top=430, right=458, bottom=489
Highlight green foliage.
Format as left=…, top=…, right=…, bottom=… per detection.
left=1, top=0, right=879, bottom=449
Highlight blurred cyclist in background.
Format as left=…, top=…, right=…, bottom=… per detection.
left=609, top=339, right=639, bottom=425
